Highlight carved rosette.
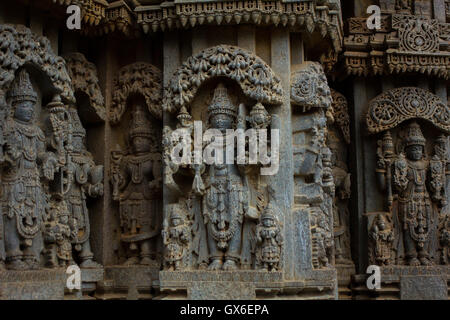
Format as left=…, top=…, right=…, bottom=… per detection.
left=64, top=53, right=105, bottom=121
left=0, top=24, right=74, bottom=103
left=367, top=87, right=450, bottom=134
left=111, top=62, right=162, bottom=124
left=163, top=45, right=284, bottom=114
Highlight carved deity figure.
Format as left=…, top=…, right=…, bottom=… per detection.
left=378, top=122, right=440, bottom=266
left=369, top=214, right=394, bottom=266
left=62, top=106, right=102, bottom=268
left=328, top=131, right=352, bottom=264
left=1, top=70, right=57, bottom=270
left=111, top=104, right=162, bottom=265
left=310, top=207, right=333, bottom=268
left=162, top=203, right=191, bottom=271
left=200, top=83, right=248, bottom=271
left=256, top=202, right=283, bottom=271
left=44, top=200, right=75, bottom=268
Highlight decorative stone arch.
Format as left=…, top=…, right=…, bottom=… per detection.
left=330, top=89, right=350, bottom=144
left=366, top=87, right=450, bottom=134
left=63, top=53, right=105, bottom=121
left=110, top=62, right=162, bottom=124
left=0, top=24, right=74, bottom=104
left=163, top=45, right=284, bottom=114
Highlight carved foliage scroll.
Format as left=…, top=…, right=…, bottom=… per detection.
left=163, top=45, right=284, bottom=114
left=64, top=53, right=105, bottom=121
left=367, top=87, right=450, bottom=134
left=111, top=62, right=162, bottom=124
left=0, top=24, right=74, bottom=103
left=330, top=89, right=350, bottom=144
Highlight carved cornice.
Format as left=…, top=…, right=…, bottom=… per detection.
left=0, top=24, right=74, bottom=103
left=291, top=62, right=332, bottom=111
left=343, top=11, right=450, bottom=79
left=366, top=87, right=450, bottom=134
left=51, top=0, right=108, bottom=26
left=330, top=89, right=350, bottom=144
left=163, top=45, right=284, bottom=114
left=135, top=0, right=343, bottom=52
left=111, top=62, right=162, bottom=124
left=63, top=52, right=105, bottom=120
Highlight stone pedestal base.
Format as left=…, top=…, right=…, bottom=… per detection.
left=64, top=267, right=104, bottom=300
left=352, top=266, right=450, bottom=300
left=0, top=269, right=65, bottom=300
left=95, top=265, right=159, bottom=300
left=336, top=263, right=355, bottom=299
left=159, top=269, right=337, bottom=300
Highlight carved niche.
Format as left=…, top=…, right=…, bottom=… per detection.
left=367, top=87, right=450, bottom=267
left=110, top=62, right=163, bottom=266
left=328, top=89, right=353, bottom=267
left=0, top=24, right=80, bottom=270
left=290, top=62, right=334, bottom=269
left=162, top=45, right=284, bottom=278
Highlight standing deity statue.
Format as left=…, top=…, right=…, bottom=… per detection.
left=369, top=214, right=394, bottom=266
left=62, top=106, right=103, bottom=268
left=256, top=202, right=283, bottom=271
left=0, top=69, right=57, bottom=270
left=381, top=122, right=438, bottom=266
left=111, top=104, right=162, bottom=265
left=162, top=203, right=191, bottom=271
left=200, top=83, right=248, bottom=271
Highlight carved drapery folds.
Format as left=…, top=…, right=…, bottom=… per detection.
left=110, top=62, right=163, bottom=266
left=291, top=62, right=335, bottom=269
left=367, top=86, right=450, bottom=267
left=343, top=0, right=450, bottom=78
left=163, top=45, right=283, bottom=114
left=111, top=62, right=162, bottom=124
left=64, top=53, right=105, bottom=121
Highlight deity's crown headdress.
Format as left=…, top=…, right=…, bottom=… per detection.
left=8, top=69, right=38, bottom=105
left=262, top=202, right=277, bottom=221
left=208, top=83, right=237, bottom=120
left=404, top=121, right=426, bottom=147
left=177, top=106, right=192, bottom=124
left=130, top=104, right=152, bottom=139
left=69, top=107, right=86, bottom=138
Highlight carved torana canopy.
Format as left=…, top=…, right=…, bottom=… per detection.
left=366, top=87, right=450, bottom=134
left=163, top=45, right=284, bottom=114
left=64, top=53, right=105, bottom=120
left=111, top=62, right=162, bottom=124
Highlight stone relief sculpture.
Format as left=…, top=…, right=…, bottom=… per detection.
left=255, top=199, right=283, bottom=272
left=290, top=62, right=335, bottom=269
left=111, top=104, right=162, bottom=265
left=59, top=106, right=103, bottom=268
left=1, top=70, right=58, bottom=270
left=368, top=87, right=449, bottom=266
left=110, top=62, right=163, bottom=266
left=328, top=90, right=353, bottom=266
left=162, top=202, right=192, bottom=271
left=162, top=45, right=284, bottom=275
